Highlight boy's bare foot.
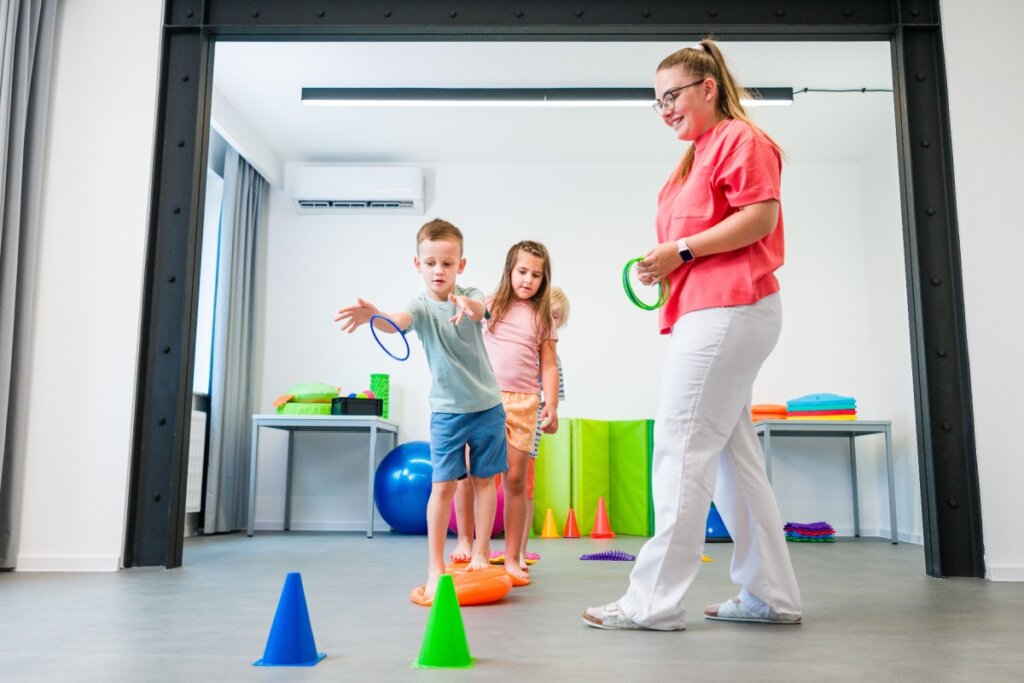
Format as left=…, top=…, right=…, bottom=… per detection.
left=424, top=571, right=442, bottom=600
left=466, top=554, right=489, bottom=571
left=518, top=555, right=529, bottom=572
left=450, top=540, right=472, bottom=563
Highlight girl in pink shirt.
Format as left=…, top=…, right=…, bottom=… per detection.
left=584, top=39, right=801, bottom=631
left=452, top=240, right=559, bottom=585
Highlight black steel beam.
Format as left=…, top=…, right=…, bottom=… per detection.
left=124, top=23, right=213, bottom=568
left=129, top=0, right=983, bottom=577
left=892, top=19, right=985, bottom=577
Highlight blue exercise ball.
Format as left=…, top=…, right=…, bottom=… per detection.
left=374, top=441, right=433, bottom=534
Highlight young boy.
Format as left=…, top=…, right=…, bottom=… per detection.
left=335, top=218, right=507, bottom=598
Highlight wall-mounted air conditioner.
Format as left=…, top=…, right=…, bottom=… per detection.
left=290, top=165, right=425, bottom=216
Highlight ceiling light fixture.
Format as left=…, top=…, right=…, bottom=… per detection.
left=302, top=86, right=794, bottom=108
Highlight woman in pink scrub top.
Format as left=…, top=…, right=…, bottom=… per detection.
left=583, top=39, right=802, bottom=631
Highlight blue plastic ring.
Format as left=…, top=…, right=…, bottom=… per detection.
left=369, top=314, right=411, bottom=361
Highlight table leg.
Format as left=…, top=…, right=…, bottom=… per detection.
left=762, top=427, right=773, bottom=483
left=885, top=426, right=898, bottom=544
left=247, top=421, right=259, bottom=536
left=368, top=423, right=379, bottom=538
left=849, top=435, right=860, bottom=538
left=284, top=430, right=294, bottom=531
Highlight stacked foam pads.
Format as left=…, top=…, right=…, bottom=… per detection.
left=786, top=393, right=857, bottom=420
left=533, top=419, right=654, bottom=537
left=752, top=403, right=788, bottom=421
left=785, top=521, right=835, bottom=542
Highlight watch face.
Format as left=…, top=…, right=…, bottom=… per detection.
left=680, top=249, right=694, bottom=263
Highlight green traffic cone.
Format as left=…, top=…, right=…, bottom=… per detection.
left=412, top=574, right=474, bottom=669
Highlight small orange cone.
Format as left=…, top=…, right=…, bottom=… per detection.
left=591, top=497, right=615, bottom=539
left=540, top=508, right=560, bottom=538
left=563, top=509, right=580, bottom=538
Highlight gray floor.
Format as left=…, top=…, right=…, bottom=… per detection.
left=1, top=533, right=1022, bottom=682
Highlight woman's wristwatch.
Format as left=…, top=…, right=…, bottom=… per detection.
left=677, top=238, right=695, bottom=263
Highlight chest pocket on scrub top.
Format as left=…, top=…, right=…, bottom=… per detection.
left=671, top=167, right=715, bottom=220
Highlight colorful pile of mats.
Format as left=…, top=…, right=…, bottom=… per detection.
left=786, top=393, right=857, bottom=420
left=785, top=521, right=835, bottom=542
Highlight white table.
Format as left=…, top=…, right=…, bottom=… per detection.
left=247, top=414, right=399, bottom=538
left=755, top=419, right=898, bottom=544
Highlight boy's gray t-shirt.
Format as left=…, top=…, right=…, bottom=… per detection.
left=405, top=285, right=502, bottom=414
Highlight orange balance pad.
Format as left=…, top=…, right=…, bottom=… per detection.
left=409, top=564, right=514, bottom=607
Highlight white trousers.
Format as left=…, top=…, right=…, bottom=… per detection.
left=618, top=293, right=801, bottom=629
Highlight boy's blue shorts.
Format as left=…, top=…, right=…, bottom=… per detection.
left=429, top=403, right=508, bottom=482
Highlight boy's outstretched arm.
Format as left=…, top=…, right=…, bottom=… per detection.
left=335, top=298, right=411, bottom=333
left=540, top=339, right=559, bottom=433
left=448, top=293, right=486, bottom=325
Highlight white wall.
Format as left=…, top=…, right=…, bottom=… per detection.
left=253, top=159, right=918, bottom=540
left=15, top=0, right=163, bottom=570
left=941, top=0, right=1024, bottom=580
left=859, top=127, right=922, bottom=542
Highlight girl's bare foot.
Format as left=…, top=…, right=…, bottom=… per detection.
left=466, top=554, right=489, bottom=571
left=506, top=564, right=530, bottom=585
left=450, top=540, right=472, bottom=563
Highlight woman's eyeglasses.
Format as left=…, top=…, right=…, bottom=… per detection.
left=652, top=79, right=705, bottom=113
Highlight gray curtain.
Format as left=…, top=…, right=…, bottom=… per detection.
left=204, top=149, right=266, bottom=533
left=0, top=0, right=56, bottom=569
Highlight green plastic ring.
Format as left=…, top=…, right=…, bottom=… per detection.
left=622, top=257, right=669, bottom=311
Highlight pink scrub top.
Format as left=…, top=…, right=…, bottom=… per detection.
left=656, top=117, right=785, bottom=335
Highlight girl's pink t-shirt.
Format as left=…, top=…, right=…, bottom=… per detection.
left=483, top=299, right=558, bottom=394
left=656, top=118, right=785, bottom=334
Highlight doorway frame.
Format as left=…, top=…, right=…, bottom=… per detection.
left=124, top=0, right=983, bottom=577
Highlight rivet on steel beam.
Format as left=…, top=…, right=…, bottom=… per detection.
left=937, top=348, right=948, bottom=358
left=163, top=346, right=171, bottom=354
left=168, top=275, right=176, bottom=283
left=926, top=208, right=936, bottom=216
left=448, top=10, right=457, bottom=18
left=173, top=207, right=181, bottom=214
left=515, top=10, right=524, bottom=17
left=186, top=10, right=194, bottom=18
left=318, top=9, right=325, bottom=18
left=843, top=8, right=852, bottom=17
left=911, top=8, right=921, bottom=17
left=642, top=9, right=652, bottom=18
left=916, top=73, right=926, bottom=81
left=177, top=140, right=185, bottom=148
left=153, top=493, right=162, bottom=502
left=942, top=422, right=952, bottom=432
left=383, top=9, right=392, bottom=17
left=251, top=10, right=259, bottom=18
left=709, top=10, right=719, bottom=17
left=947, top=497, right=958, bottom=508
left=575, top=9, right=584, bottom=17
left=182, top=74, right=189, bottom=82
left=931, top=277, right=942, bottom=286
left=776, top=9, right=785, bottom=17
left=158, top=418, right=167, bottom=426
left=921, top=139, right=931, bottom=148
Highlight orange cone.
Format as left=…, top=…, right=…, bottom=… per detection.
left=590, top=497, right=615, bottom=539
left=563, top=509, right=580, bottom=538
left=540, top=508, right=560, bottom=538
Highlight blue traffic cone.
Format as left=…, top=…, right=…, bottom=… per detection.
left=253, top=572, right=326, bottom=667
left=705, top=503, right=732, bottom=542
